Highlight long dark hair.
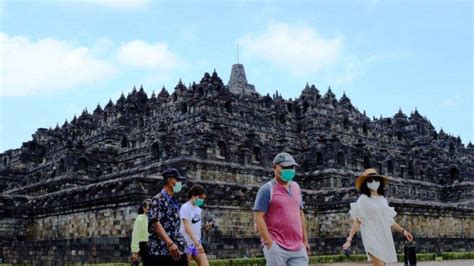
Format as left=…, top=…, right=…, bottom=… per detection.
left=137, top=199, right=151, bottom=214
left=360, top=178, right=386, bottom=197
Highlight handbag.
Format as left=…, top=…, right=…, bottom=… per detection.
left=404, top=241, right=417, bottom=266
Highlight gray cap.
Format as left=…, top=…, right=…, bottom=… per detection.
left=273, top=152, right=299, bottom=167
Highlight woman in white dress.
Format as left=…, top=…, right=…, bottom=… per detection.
left=342, top=168, right=414, bottom=266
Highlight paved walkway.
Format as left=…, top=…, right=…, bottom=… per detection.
left=314, top=260, right=473, bottom=266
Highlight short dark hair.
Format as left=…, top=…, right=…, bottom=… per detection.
left=360, top=179, right=385, bottom=197
left=188, top=184, right=207, bottom=199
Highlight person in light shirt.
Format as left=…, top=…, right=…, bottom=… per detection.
left=180, top=184, right=212, bottom=266
left=130, top=199, right=151, bottom=264
left=342, top=168, right=414, bottom=266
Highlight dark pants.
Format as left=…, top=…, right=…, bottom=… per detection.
left=143, top=254, right=188, bottom=266
left=139, top=242, right=148, bottom=260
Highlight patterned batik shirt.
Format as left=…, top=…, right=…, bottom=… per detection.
left=147, top=190, right=187, bottom=256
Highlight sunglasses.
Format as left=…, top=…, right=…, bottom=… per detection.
left=366, top=176, right=382, bottom=183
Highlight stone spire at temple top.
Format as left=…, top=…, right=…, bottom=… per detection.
left=227, top=63, right=257, bottom=95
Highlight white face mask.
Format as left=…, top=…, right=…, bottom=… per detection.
left=367, top=181, right=380, bottom=191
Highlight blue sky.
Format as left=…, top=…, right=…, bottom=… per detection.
left=0, top=0, right=472, bottom=152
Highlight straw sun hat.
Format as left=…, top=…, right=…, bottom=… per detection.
left=355, top=168, right=389, bottom=191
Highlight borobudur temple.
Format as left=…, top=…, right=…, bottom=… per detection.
left=0, top=64, right=473, bottom=264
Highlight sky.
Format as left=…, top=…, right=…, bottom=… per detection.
left=0, top=0, right=472, bottom=152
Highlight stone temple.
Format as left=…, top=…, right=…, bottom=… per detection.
left=0, top=64, right=473, bottom=264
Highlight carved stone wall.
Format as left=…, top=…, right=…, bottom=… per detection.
left=1, top=64, right=472, bottom=263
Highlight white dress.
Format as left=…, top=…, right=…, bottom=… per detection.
left=349, top=194, right=398, bottom=263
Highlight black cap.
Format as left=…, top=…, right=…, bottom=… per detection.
left=162, top=167, right=187, bottom=181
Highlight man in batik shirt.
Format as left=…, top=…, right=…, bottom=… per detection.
left=145, top=167, right=188, bottom=265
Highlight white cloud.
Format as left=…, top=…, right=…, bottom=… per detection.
left=86, top=0, right=150, bottom=9
left=238, top=22, right=395, bottom=87
left=239, top=23, right=344, bottom=76
left=117, top=40, right=181, bottom=70
left=0, top=33, right=186, bottom=97
left=0, top=33, right=117, bottom=96
left=440, top=98, right=459, bottom=108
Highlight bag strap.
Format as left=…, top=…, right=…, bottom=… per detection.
left=267, top=179, right=276, bottom=202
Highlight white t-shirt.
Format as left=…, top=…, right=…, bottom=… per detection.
left=179, top=201, right=202, bottom=246
left=349, top=194, right=397, bottom=263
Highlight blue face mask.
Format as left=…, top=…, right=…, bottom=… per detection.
left=195, top=198, right=205, bottom=207
left=280, top=169, right=296, bottom=182
left=173, top=181, right=183, bottom=193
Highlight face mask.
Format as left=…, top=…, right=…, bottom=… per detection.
left=195, top=198, right=205, bottom=207
left=367, top=181, right=380, bottom=191
left=172, top=181, right=183, bottom=193
left=280, top=169, right=296, bottom=182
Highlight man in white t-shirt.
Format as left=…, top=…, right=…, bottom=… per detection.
left=179, top=184, right=210, bottom=266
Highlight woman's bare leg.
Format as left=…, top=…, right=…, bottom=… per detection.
left=186, top=254, right=194, bottom=266
left=192, top=253, right=209, bottom=266
left=368, top=252, right=385, bottom=266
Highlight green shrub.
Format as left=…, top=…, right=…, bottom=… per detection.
left=7, top=252, right=474, bottom=266
left=203, top=252, right=472, bottom=265
left=441, top=252, right=473, bottom=260
left=418, top=253, right=437, bottom=261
